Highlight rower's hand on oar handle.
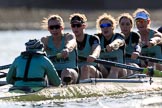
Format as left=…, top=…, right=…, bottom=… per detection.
left=106, top=45, right=112, bottom=52
left=61, top=48, right=69, bottom=59
left=148, top=40, right=156, bottom=48
left=87, top=55, right=97, bottom=62
left=106, top=43, right=119, bottom=52
left=106, top=44, right=115, bottom=52
left=131, top=52, right=139, bottom=59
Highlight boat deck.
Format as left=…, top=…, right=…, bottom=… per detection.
left=0, top=77, right=161, bottom=101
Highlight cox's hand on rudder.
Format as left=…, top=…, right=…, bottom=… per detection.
left=61, top=48, right=69, bottom=59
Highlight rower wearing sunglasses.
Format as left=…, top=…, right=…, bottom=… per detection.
left=41, top=14, right=79, bottom=85
left=95, top=13, right=127, bottom=78
left=69, top=13, right=102, bottom=80
left=133, top=8, right=162, bottom=71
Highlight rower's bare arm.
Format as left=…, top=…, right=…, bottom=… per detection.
left=150, top=32, right=162, bottom=45
left=91, top=44, right=101, bottom=58
left=87, top=44, right=101, bottom=62
left=41, top=36, right=49, bottom=51
left=65, top=33, right=77, bottom=52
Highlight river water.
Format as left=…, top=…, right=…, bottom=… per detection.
left=0, top=29, right=162, bottom=108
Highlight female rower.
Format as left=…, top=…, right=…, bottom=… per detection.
left=41, top=14, right=79, bottom=85
left=95, top=13, right=127, bottom=78
left=69, top=13, right=102, bottom=80
left=117, top=13, right=141, bottom=75
left=133, top=8, right=162, bottom=71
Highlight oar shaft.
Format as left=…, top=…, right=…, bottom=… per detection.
left=126, top=53, right=162, bottom=63
left=0, top=64, right=11, bottom=70
left=138, top=55, right=162, bottom=63
left=0, top=72, right=7, bottom=78
left=95, top=58, right=162, bottom=77
left=79, top=56, right=162, bottom=77
left=78, top=56, right=148, bottom=73
left=94, top=59, right=145, bottom=72
left=48, top=55, right=162, bottom=77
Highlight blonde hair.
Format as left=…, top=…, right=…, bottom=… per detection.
left=96, top=13, right=116, bottom=33
left=117, top=13, right=134, bottom=27
left=41, top=14, right=64, bottom=29
left=69, top=13, right=87, bottom=23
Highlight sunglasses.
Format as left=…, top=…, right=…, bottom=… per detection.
left=71, top=24, right=82, bottom=28
left=136, top=19, right=147, bottom=24
left=100, top=23, right=112, bottom=28
left=48, top=25, right=61, bottom=30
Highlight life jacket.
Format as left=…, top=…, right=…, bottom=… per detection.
left=14, top=51, right=46, bottom=82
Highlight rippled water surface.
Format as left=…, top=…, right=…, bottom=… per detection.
left=1, top=91, right=162, bottom=108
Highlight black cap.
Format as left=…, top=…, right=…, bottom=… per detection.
left=70, top=16, right=84, bottom=24
left=25, top=39, right=44, bottom=51
left=157, top=26, right=162, bottom=33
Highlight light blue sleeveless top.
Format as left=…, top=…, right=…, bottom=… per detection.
left=125, top=32, right=140, bottom=64
left=100, top=34, right=124, bottom=63
left=46, top=35, right=78, bottom=70
left=126, top=32, right=134, bottom=54
left=141, top=29, right=162, bottom=59
left=78, top=34, right=97, bottom=67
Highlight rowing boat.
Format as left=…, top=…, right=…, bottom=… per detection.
left=0, top=76, right=161, bottom=102
left=0, top=56, right=161, bottom=102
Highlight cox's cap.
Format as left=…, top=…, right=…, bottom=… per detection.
left=25, top=39, right=43, bottom=51
left=135, top=12, right=149, bottom=20
left=157, top=26, right=162, bottom=33
left=70, top=16, right=84, bottom=24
